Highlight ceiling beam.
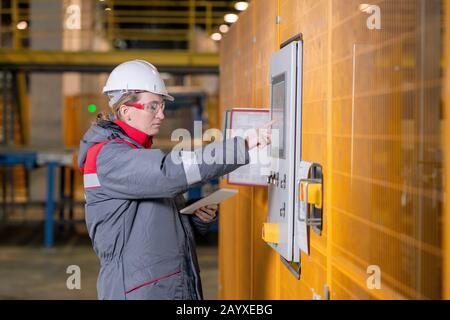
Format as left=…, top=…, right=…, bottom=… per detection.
left=0, top=49, right=219, bottom=74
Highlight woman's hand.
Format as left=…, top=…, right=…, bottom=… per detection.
left=194, top=204, right=218, bottom=223
left=245, top=119, right=277, bottom=150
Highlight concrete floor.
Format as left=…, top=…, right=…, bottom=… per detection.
left=0, top=223, right=219, bottom=300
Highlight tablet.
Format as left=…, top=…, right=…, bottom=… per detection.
left=180, top=188, right=239, bottom=214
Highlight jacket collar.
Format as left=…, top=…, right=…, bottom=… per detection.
left=113, top=120, right=153, bottom=149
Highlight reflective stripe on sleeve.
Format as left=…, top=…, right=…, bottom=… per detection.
left=180, top=151, right=202, bottom=185
left=84, top=173, right=101, bottom=189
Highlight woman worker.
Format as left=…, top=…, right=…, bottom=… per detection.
left=78, top=60, right=273, bottom=300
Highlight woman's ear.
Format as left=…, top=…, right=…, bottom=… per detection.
left=119, top=105, right=131, bottom=121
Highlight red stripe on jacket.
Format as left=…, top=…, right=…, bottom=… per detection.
left=81, top=139, right=138, bottom=175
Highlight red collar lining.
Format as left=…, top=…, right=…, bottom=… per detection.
left=114, top=120, right=153, bottom=149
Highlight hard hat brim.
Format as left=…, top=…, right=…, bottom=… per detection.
left=164, top=94, right=175, bottom=102
left=103, top=88, right=175, bottom=102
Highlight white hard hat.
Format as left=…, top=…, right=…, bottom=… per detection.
left=103, top=59, right=174, bottom=106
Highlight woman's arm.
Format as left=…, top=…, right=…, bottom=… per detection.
left=95, top=136, right=250, bottom=199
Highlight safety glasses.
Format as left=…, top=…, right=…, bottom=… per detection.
left=125, top=101, right=165, bottom=114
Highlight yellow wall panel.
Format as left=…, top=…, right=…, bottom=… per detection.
left=219, top=0, right=445, bottom=299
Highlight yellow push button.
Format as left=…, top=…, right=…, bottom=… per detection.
left=300, top=182, right=322, bottom=209
left=262, top=223, right=279, bottom=244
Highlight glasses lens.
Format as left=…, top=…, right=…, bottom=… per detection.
left=149, top=101, right=164, bottom=113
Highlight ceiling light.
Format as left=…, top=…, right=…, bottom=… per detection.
left=16, top=21, right=28, bottom=30
left=234, top=1, right=249, bottom=11
left=219, top=24, right=229, bottom=33
left=211, top=33, right=222, bottom=41
left=224, top=13, right=239, bottom=23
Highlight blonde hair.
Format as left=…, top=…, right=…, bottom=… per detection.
left=96, top=91, right=140, bottom=123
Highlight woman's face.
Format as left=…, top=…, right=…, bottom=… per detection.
left=121, top=91, right=165, bottom=136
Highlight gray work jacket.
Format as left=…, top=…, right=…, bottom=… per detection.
left=78, top=119, right=250, bottom=299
